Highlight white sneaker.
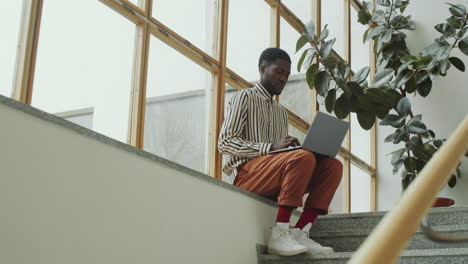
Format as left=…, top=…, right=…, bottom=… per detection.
left=267, top=222, right=309, bottom=256
left=291, top=223, right=334, bottom=254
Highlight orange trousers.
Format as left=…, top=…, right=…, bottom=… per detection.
left=234, top=149, right=343, bottom=212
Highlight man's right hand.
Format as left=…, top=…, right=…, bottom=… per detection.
left=270, top=136, right=300, bottom=151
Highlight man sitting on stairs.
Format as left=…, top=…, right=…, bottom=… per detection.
left=218, top=48, right=343, bottom=257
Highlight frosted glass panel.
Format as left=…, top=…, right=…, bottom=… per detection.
left=351, top=164, right=371, bottom=212
left=351, top=9, right=370, bottom=72
left=0, top=1, right=22, bottom=97
left=322, top=0, right=345, bottom=57
left=282, top=0, right=314, bottom=25
left=329, top=155, right=345, bottom=214
left=227, top=0, right=270, bottom=82
left=144, top=36, right=212, bottom=174
left=32, top=0, right=134, bottom=143
left=280, top=18, right=313, bottom=123
left=153, top=0, right=216, bottom=56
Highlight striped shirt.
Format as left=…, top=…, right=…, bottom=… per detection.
left=218, top=83, right=289, bottom=181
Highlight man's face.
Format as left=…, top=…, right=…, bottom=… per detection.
left=260, top=59, right=291, bottom=96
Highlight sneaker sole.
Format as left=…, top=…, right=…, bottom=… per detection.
left=267, top=247, right=308, bottom=256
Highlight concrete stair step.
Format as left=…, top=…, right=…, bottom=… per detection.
left=310, top=225, right=468, bottom=252
left=257, top=245, right=468, bottom=264
left=310, top=207, right=468, bottom=233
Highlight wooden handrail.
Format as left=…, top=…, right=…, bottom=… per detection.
left=348, top=115, right=468, bottom=264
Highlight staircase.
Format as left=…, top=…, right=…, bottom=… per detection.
left=257, top=207, right=468, bottom=263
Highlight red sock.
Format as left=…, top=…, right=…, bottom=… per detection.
left=276, top=207, right=293, bottom=223
left=295, top=208, right=322, bottom=229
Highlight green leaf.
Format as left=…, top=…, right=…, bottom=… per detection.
left=391, top=148, right=406, bottom=165
left=394, top=69, right=413, bottom=87
left=396, top=97, right=411, bottom=116
left=363, top=28, right=370, bottom=44
left=297, top=49, right=309, bottom=72
left=304, top=21, right=315, bottom=41
left=337, top=61, right=347, bottom=77
left=377, top=0, right=391, bottom=7
left=448, top=175, right=457, bottom=188
left=393, top=159, right=405, bottom=175
left=358, top=8, right=372, bottom=24
left=368, top=25, right=387, bottom=40
left=357, top=111, right=375, bottom=130
left=404, top=157, right=418, bottom=172
left=435, top=23, right=456, bottom=36
left=405, top=75, right=417, bottom=93
left=448, top=57, right=465, bottom=72
left=434, top=139, right=443, bottom=148
left=296, top=35, right=308, bottom=52
left=320, top=39, right=335, bottom=57
left=381, top=29, right=393, bottom=43
left=380, top=114, right=406, bottom=126
left=416, top=78, right=432, bottom=97
left=407, top=143, right=433, bottom=162
left=314, top=71, right=330, bottom=96
left=415, top=70, right=428, bottom=84
left=322, top=55, right=338, bottom=70
left=447, top=17, right=464, bottom=29
left=325, top=89, right=336, bottom=113
left=347, top=82, right=364, bottom=96
left=386, top=89, right=403, bottom=108
left=334, top=94, right=350, bottom=119
left=447, top=3, right=466, bottom=17
left=306, top=63, right=320, bottom=90
left=318, top=26, right=329, bottom=42
left=407, top=120, right=427, bottom=134
left=391, top=15, right=410, bottom=29
left=351, top=66, right=371, bottom=84
left=459, top=38, right=468, bottom=56
left=372, top=68, right=394, bottom=88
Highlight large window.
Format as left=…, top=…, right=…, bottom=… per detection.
left=282, top=0, right=313, bottom=25
left=279, top=17, right=313, bottom=123
left=227, top=0, right=270, bottom=82
left=350, top=9, right=371, bottom=164
left=144, top=36, right=212, bottom=174
left=0, top=2, right=23, bottom=97
left=322, top=0, right=345, bottom=57
left=32, top=0, right=135, bottom=143
left=153, top=0, right=216, bottom=56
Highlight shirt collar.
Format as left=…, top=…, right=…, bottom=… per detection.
left=255, top=82, right=274, bottom=101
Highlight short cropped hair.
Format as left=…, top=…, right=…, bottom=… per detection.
left=258, top=48, right=291, bottom=67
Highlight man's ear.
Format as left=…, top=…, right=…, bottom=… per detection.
left=259, top=64, right=267, bottom=74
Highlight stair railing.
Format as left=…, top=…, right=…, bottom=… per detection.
left=348, top=115, right=468, bottom=264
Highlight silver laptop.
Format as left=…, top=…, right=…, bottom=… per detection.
left=268, top=111, right=350, bottom=157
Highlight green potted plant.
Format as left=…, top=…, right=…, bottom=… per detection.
left=295, top=0, right=468, bottom=198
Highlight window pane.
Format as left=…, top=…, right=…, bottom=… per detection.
left=350, top=164, right=371, bottom=212
left=153, top=0, right=216, bottom=56
left=322, top=0, right=345, bottom=57
left=32, top=0, right=134, bottom=143
left=350, top=9, right=371, bottom=164
left=0, top=2, right=22, bottom=97
left=280, top=18, right=313, bottom=123
left=227, top=0, right=270, bottom=82
left=282, top=0, right=314, bottom=25
left=351, top=9, right=370, bottom=73
left=144, top=36, right=211, bottom=174
left=329, top=155, right=345, bottom=214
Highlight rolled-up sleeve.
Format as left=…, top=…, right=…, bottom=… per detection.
left=218, top=92, right=272, bottom=158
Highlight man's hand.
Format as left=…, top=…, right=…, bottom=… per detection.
left=270, top=136, right=300, bottom=151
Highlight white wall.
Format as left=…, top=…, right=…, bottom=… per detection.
left=0, top=102, right=294, bottom=264
left=377, top=0, right=468, bottom=210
